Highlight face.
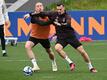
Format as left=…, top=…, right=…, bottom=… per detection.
left=35, top=2, right=44, bottom=13
left=56, top=5, right=65, bottom=15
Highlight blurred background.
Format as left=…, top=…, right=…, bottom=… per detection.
left=5, top=0, right=107, bottom=12
left=4, top=0, right=107, bottom=41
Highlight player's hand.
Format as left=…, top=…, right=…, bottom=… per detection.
left=24, top=14, right=30, bottom=19
left=5, top=20, right=11, bottom=27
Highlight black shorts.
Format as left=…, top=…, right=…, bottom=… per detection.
left=29, top=37, right=50, bottom=49
left=57, top=35, right=82, bottom=49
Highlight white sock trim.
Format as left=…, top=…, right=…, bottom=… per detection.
left=31, top=59, right=38, bottom=67
left=87, top=62, right=93, bottom=70
left=65, top=56, right=73, bottom=64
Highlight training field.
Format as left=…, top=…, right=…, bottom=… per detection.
left=0, top=41, right=107, bottom=80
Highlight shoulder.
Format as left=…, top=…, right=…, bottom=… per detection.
left=65, top=12, right=71, bottom=17
left=65, top=13, right=71, bottom=19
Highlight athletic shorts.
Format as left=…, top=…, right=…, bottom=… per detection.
left=29, top=37, right=50, bottom=49
left=56, top=35, right=82, bottom=49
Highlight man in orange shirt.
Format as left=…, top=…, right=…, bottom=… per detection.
left=24, top=2, right=57, bottom=72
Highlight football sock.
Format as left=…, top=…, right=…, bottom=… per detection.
left=87, top=62, right=93, bottom=70
left=65, top=56, right=73, bottom=64
left=51, top=59, right=56, bottom=65
left=31, top=59, right=38, bottom=67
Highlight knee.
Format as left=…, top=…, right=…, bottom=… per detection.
left=25, top=41, right=34, bottom=50
left=55, top=44, right=63, bottom=52
left=25, top=44, right=32, bottom=50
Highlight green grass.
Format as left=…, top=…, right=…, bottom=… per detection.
left=0, top=41, right=107, bottom=80
left=46, top=0, right=107, bottom=10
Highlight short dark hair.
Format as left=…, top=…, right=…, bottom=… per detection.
left=56, top=3, right=64, bottom=7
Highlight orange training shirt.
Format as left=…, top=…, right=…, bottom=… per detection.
left=30, top=17, right=55, bottom=39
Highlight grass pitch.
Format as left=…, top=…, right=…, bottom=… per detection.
left=0, top=41, right=107, bottom=80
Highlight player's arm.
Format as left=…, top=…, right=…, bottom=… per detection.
left=24, top=11, right=55, bottom=19
left=3, top=0, right=11, bottom=27
left=24, top=12, right=46, bottom=19
left=24, top=12, right=36, bottom=19
left=30, top=11, right=55, bottom=18
left=31, top=17, right=53, bottom=26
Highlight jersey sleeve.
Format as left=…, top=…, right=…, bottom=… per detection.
left=2, top=0, right=9, bottom=21
left=30, top=11, right=56, bottom=18
left=31, top=17, right=53, bottom=26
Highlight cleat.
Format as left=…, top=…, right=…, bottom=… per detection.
left=69, top=63, right=75, bottom=71
left=90, top=68, right=98, bottom=73
left=52, top=61, right=58, bottom=71
left=32, top=66, right=40, bottom=72
left=2, top=53, right=7, bottom=57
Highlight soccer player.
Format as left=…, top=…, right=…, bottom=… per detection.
left=0, top=0, right=10, bottom=56
left=25, top=3, right=97, bottom=73
left=24, top=2, right=57, bottom=72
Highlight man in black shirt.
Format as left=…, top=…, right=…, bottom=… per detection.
left=24, top=3, right=97, bottom=73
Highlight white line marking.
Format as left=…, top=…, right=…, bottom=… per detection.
left=91, top=58, right=107, bottom=60
left=0, top=58, right=107, bottom=62
left=0, top=60, right=29, bottom=62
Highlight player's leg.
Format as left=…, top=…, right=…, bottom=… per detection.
left=40, top=39, right=57, bottom=71
left=25, top=37, right=40, bottom=71
left=0, top=25, right=7, bottom=56
left=45, top=48, right=55, bottom=61
left=55, top=43, right=67, bottom=58
left=69, top=37, right=97, bottom=73
left=55, top=40, right=75, bottom=71
left=76, top=45, right=97, bottom=73
left=45, top=48, right=58, bottom=71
